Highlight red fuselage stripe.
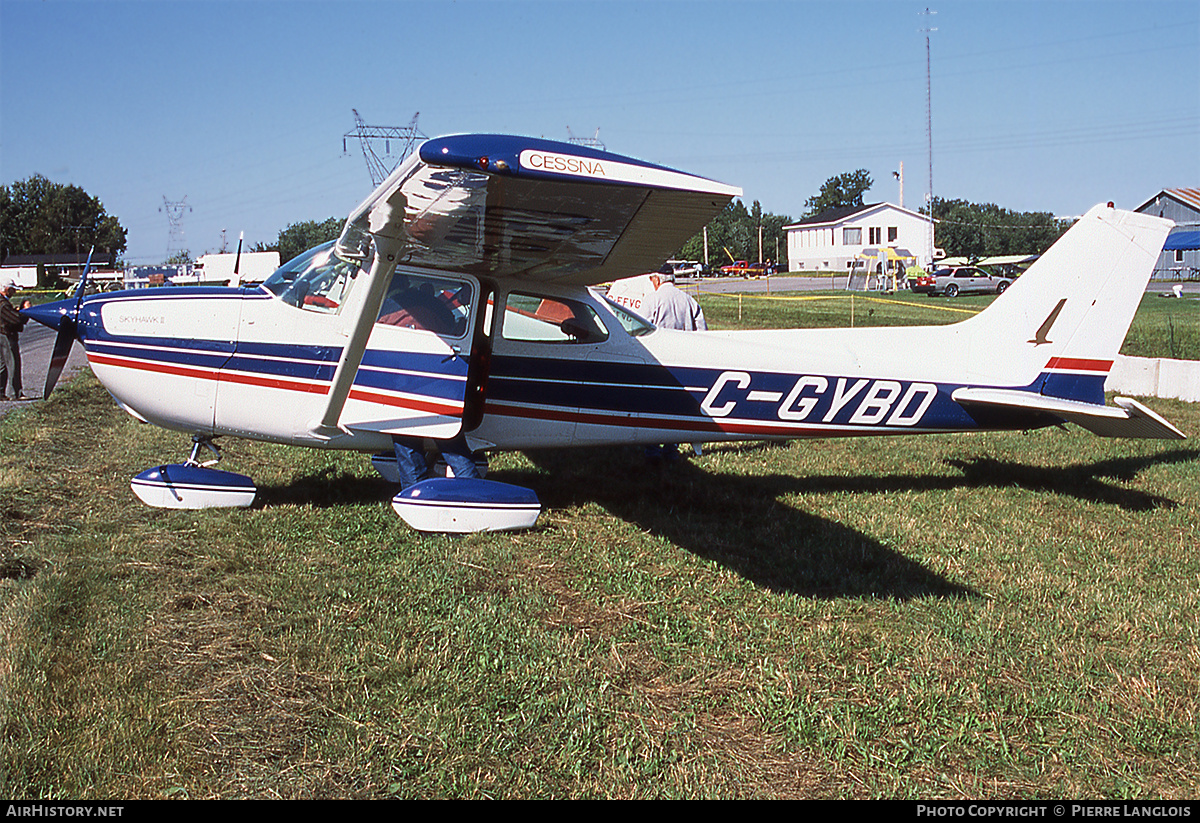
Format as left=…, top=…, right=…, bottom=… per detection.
left=90, top=353, right=462, bottom=415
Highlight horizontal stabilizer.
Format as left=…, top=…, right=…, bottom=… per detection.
left=952, top=388, right=1185, bottom=440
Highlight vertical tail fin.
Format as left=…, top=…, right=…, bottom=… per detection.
left=961, top=203, right=1173, bottom=403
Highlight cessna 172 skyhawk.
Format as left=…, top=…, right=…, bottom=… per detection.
left=23, top=134, right=1184, bottom=531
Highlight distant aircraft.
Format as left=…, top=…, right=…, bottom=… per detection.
left=23, top=134, right=1183, bottom=531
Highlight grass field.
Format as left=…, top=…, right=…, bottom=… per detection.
left=1, top=292, right=1197, bottom=798
left=696, top=287, right=1199, bottom=360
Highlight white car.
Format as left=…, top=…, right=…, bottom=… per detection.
left=665, top=260, right=703, bottom=278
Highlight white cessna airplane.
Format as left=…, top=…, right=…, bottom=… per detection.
left=24, top=134, right=1183, bottom=531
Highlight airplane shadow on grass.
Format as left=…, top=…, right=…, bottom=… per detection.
left=255, top=445, right=1197, bottom=602
left=518, top=453, right=975, bottom=601
left=503, top=445, right=1198, bottom=601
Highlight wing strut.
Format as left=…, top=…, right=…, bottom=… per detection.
left=311, top=191, right=408, bottom=437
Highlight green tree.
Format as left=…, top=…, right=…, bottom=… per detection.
left=676, top=200, right=792, bottom=268
left=803, top=169, right=873, bottom=217
left=928, top=197, right=1067, bottom=259
left=258, top=217, right=343, bottom=264
left=0, top=174, right=127, bottom=260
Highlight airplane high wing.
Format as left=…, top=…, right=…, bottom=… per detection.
left=341, top=134, right=742, bottom=284
left=316, top=134, right=742, bottom=433
left=20, top=134, right=1184, bottom=532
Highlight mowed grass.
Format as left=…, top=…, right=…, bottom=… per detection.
left=697, top=285, right=1199, bottom=359
left=0, top=292, right=1197, bottom=798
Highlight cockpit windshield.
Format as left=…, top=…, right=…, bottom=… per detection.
left=261, top=241, right=365, bottom=314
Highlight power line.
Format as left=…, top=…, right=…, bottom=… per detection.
left=160, top=196, right=191, bottom=260
left=343, top=110, right=426, bottom=187
left=566, top=126, right=605, bottom=151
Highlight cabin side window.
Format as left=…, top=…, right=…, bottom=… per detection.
left=500, top=292, right=609, bottom=344
left=375, top=271, right=474, bottom=338
left=601, top=296, right=655, bottom=337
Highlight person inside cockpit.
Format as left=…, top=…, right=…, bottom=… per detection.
left=377, top=274, right=463, bottom=335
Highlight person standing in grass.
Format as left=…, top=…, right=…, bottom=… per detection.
left=644, top=265, right=706, bottom=332
left=1, top=278, right=32, bottom=401
left=642, top=265, right=707, bottom=462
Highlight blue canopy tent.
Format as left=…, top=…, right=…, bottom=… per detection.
left=1156, top=228, right=1200, bottom=281
left=1163, top=229, right=1200, bottom=251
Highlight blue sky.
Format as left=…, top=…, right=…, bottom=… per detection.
left=2, top=0, right=1197, bottom=264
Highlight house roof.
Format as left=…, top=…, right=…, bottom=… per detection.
left=1135, top=188, right=1200, bottom=216
left=789, top=203, right=880, bottom=227
left=783, top=201, right=934, bottom=230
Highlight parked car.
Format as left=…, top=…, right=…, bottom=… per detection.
left=910, top=265, right=1012, bottom=297
left=719, top=260, right=772, bottom=277
left=664, top=260, right=703, bottom=278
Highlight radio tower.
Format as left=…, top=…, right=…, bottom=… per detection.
left=921, top=8, right=937, bottom=263
left=344, top=110, right=426, bottom=186
left=160, top=196, right=192, bottom=261
left=567, top=126, right=605, bottom=151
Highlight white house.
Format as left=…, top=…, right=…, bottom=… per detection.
left=784, top=202, right=937, bottom=272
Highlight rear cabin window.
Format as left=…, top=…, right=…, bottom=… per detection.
left=501, top=293, right=609, bottom=344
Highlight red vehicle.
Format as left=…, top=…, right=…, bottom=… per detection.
left=720, top=260, right=770, bottom=277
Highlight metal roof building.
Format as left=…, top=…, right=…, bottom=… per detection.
left=1136, top=188, right=1200, bottom=281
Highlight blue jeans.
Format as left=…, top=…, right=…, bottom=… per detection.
left=392, top=432, right=480, bottom=490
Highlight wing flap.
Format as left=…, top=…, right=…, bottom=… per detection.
left=952, top=387, right=1185, bottom=440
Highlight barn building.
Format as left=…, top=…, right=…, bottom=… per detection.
left=1135, top=188, right=1200, bottom=281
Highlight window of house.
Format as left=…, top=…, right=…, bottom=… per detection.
left=869, top=227, right=881, bottom=245
left=888, top=226, right=898, bottom=242
left=843, top=227, right=861, bottom=245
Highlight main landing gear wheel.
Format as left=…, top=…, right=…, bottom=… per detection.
left=130, top=435, right=257, bottom=509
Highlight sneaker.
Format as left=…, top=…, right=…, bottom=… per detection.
left=0, top=395, right=9, bottom=401
left=15, top=393, right=31, bottom=400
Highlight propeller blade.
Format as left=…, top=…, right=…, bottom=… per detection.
left=43, top=316, right=77, bottom=399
